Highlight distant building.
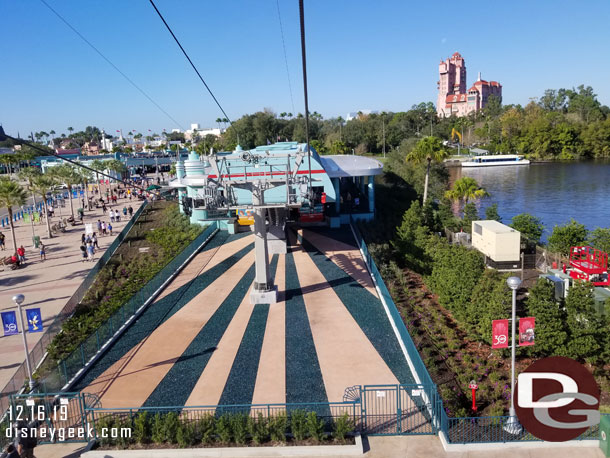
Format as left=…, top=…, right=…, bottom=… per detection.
left=345, top=110, right=378, bottom=122
left=82, top=141, right=101, bottom=156
left=437, top=52, right=502, bottom=117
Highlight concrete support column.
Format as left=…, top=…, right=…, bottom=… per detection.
left=368, top=176, right=375, bottom=213
left=250, top=189, right=277, bottom=304
left=333, top=178, right=340, bottom=214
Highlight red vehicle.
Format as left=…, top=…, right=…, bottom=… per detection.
left=568, top=246, right=609, bottom=286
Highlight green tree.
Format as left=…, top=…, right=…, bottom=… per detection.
left=30, top=174, right=59, bottom=238
left=48, top=165, right=81, bottom=218
left=484, top=203, right=501, bottom=222
left=462, top=202, right=479, bottom=231
left=588, top=227, right=610, bottom=254
left=547, top=219, right=588, bottom=256
left=405, top=136, right=449, bottom=203
left=469, top=270, right=511, bottom=342
left=394, top=200, right=431, bottom=273
left=564, top=281, right=603, bottom=362
left=526, top=279, right=568, bottom=356
left=510, top=213, right=544, bottom=245
left=426, top=238, right=485, bottom=322
left=0, top=177, right=28, bottom=252
left=445, top=177, right=489, bottom=216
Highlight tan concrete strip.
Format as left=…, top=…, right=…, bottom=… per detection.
left=83, top=234, right=253, bottom=399
left=251, top=254, right=286, bottom=405
left=300, top=228, right=378, bottom=297
left=155, top=234, right=252, bottom=300
left=184, top=283, right=255, bottom=406
left=292, top=246, right=398, bottom=402
left=87, top=250, right=255, bottom=408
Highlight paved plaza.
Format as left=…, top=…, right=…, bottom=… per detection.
left=0, top=193, right=141, bottom=391
left=75, top=227, right=416, bottom=413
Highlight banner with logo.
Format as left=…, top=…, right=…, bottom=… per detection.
left=1, top=311, right=19, bottom=336
left=492, top=319, right=509, bottom=349
left=25, top=308, right=43, bottom=333
left=519, top=317, right=535, bottom=346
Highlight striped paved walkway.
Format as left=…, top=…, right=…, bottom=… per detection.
left=80, top=227, right=417, bottom=409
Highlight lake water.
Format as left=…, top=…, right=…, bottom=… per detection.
left=448, top=160, right=610, bottom=241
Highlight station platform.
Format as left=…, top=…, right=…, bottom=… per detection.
left=75, top=227, right=415, bottom=408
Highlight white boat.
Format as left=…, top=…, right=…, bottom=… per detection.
left=461, top=154, right=530, bottom=167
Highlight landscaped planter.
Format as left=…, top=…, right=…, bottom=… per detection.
left=82, top=434, right=363, bottom=457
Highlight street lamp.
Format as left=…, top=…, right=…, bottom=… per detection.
left=504, top=276, right=522, bottom=434
left=12, top=294, right=35, bottom=391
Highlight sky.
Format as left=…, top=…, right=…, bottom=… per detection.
left=2, top=0, right=610, bottom=137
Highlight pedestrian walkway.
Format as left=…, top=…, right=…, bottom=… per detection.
left=30, top=434, right=606, bottom=457
left=0, top=193, right=142, bottom=391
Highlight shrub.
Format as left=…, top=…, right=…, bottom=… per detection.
left=176, top=420, right=195, bottom=448
left=269, top=413, right=287, bottom=442
left=198, top=414, right=216, bottom=444
left=306, top=411, right=326, bottom=442
left=333, top=413, right=353, bottom=441
left=133, top=412, right=149, bottom=444
left=162, top=412, right=179, bottom=444
left=151, top=413, right=164, bottom=444
left=248, top=413, right=270, bottom=444
left=95, top=415, right=115, bottom=447
left=289, top=410, right=307, bottom=441
left=230, top=413, right=249, bottom=445
left=215, top=414, right=232, bottom=443
left=116, top=417, right=133, bottom=448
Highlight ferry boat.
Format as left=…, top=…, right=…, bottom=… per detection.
left=461, top=154, right=530, bottom=167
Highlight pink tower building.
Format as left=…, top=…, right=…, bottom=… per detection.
left=437, top=52, right=502, bottom=117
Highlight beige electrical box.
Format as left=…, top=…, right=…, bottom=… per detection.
left=471, top=220, right=521, bottom=262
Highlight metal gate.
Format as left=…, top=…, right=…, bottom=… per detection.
left=8, top=392, right=100, bottom=444
left=359, top=384, right=440, bottom=435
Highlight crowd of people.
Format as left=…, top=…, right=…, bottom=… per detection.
left=1, top=184, right=138, bottom=271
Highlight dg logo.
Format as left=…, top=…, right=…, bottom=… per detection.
left=515, top=356, right=600, bottom=441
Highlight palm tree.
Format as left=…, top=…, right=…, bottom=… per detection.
left=29, top=175, right=58, bottom=239
left=445, top=177, right=490, bottom=215
left=405, top=136, right=449, bottom=203
left=77, top=168, right=93, bottom=208
left=18, top=167, right=42, bottom=213
left=49, top=130, right=56, bottom=140
left=0, top=177, right=28, bottom=253
left=48, top=165, right=81, bottom=219
left=104, top=159, right=126, bottom=181
left=216, top=118, right=222, bottom=130
left=90, top=159, right=106, bottom=185
left=67, top=127, right=74, bottom=136
left=0, top=155, right=14, bottom=176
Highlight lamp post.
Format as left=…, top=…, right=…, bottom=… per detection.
left=504, top=276, right=523, bottom=434
left=12, top=294, right=35, bottom=391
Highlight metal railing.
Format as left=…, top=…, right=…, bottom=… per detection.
left=349, top=219, right=436, bottom=389
left=0, top=202, right=147, bottom=415
left=41, top=222, right=219, bottom=392
left=444, top=414, right=606, bottom=444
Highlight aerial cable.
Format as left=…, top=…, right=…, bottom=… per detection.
left=148, top=0, right=232, bottom=125
left=37, top=0, right=185, bottom=131
left=276, top=0, right=296, bottom=116
left=0, top=126, right=168, bottom=201
left=298, top=0, right=312, bottom=206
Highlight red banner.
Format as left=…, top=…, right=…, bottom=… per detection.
left=519, top=317, right=535, bottom=346
left=492, top=319, right=509, bottom=349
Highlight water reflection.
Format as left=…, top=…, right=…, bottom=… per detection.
left=448, top=160, right=610, bottom=240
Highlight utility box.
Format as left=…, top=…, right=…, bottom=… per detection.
left=601, top=414, right=610, bottom=457
left=472, top=220, right=521, bottom=264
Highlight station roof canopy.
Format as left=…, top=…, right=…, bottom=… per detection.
left=319, top=155, right=383, bottom=178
